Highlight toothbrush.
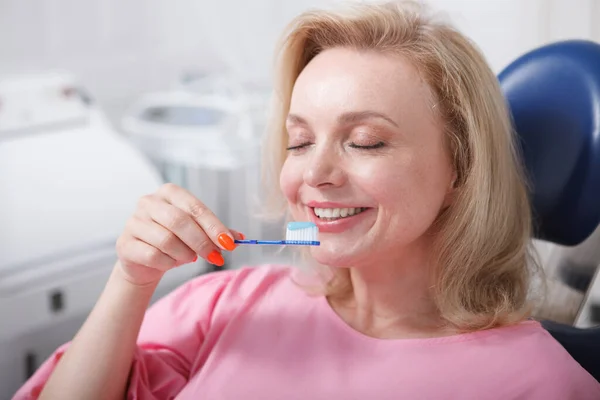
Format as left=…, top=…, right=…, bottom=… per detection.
left=234, top=222, right=320, bottom=246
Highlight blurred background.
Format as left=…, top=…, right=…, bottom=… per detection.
left=0, top=0, right=599, bottom=398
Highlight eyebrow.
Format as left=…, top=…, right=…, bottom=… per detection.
left=286, top=110, right=399, bottom=128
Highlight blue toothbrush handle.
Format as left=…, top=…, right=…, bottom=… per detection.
left=234, top=239, right=285, bottom=245
left=234, top=239, right=320, bottom=246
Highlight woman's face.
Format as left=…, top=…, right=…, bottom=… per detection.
left=280, top=48, right=455, bottom=268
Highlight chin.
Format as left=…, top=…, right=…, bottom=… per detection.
left=309, top=242, right=370, bottom=269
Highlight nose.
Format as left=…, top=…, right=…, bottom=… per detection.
left=303, top=145, right=347, bottom=188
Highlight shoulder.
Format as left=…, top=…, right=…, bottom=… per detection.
left=141, top=265, right=302, bottom=336
left=181, top=264, right=296, bottom=296
left=153, top=264, right=300, bottom=313
left=477, top=321, right=600, bottom=399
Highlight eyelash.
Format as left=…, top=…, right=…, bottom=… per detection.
left=286, top=142, right=385, bottom=151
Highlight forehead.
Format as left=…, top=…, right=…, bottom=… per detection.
left=290, top=48, right=434, bottom=118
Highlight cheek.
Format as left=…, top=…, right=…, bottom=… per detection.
left=279, top=159, right=302, bottom=204
left=353, top=155, right=450, bottom=216
left=349, top=158, right=412, bottom=203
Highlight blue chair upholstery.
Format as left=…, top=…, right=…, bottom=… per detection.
left=499, top=40, right=600, bottom=246
left=498, top=39, right=600, bottom=382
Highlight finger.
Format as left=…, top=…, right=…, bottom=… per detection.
left=125, top=217, right=196, bottom=264
left=138, top=195, right=224, bottom=263
left=117, top=236, right=177, bottom=271
left=157, top=183, right=236, bottom=251
left=229, top=229, right=246, bottom=241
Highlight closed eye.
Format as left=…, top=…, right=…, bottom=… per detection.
left=286, top=141, right=385, bottom=151
left=286, top=142, right=312, bottom=151
left=348, top=141, right=385, bottom=149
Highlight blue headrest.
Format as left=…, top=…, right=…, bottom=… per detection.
left=498, top=40, right=600, bottom=246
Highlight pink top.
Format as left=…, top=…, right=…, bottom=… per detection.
left=13, top=265, right=600, bottom=399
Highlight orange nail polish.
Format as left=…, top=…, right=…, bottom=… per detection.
left=207, top=250, right=224, bottom=266
left=193, top=255, right=198, bottom=262
left=218, top=233, right=236, bottom=251
left=239, top=233, right=246, bottom=240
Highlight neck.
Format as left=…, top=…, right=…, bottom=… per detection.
left=328, top=240, right=452, bottom=339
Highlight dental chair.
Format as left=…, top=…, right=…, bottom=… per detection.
left=498, top=39, right=600, bottom=382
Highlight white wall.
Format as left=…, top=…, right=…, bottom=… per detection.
left=1, top=0, right=596, bottom=125
left=0, top=0, right=224, bottom=121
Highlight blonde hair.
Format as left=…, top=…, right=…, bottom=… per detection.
left=262, top=0, right=541, bottom=332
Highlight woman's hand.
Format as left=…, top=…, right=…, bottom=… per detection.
left=116, top=183, right=242, bottom=286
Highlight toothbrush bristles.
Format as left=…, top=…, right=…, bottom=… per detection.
left=285, top=225, right=319, bottom=245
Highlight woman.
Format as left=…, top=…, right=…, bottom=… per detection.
left=15, top=1, right=600, bottom=399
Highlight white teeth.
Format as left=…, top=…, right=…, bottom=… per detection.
left=313, top=207, right=366, bottom=219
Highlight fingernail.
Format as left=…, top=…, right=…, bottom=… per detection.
left=218, top=233, right=236, bottom=251
left=193, top=255, right=198, bottom=262
left=239, top=233, right=246, bottom=240
left=207, top=250, right=224, bottom=267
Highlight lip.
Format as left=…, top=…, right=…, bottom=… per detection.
left=308, top=205, right=375, bottom=233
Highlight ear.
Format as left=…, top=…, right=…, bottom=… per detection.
left=449, top=173, right=457, bottom=190
left=442, top=171, right=458, bottom=208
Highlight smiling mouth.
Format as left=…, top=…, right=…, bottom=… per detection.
left=312, top=207, right=369, bottom=221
